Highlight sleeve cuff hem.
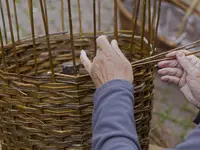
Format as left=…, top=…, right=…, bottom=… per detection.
left=94, top=79, right=133, bottom=99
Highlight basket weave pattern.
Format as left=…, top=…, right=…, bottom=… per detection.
left=0, top=0, right=160, bottom=149
left=0, top=33, right=154, bottom=150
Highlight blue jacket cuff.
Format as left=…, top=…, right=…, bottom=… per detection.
left=94, top=79, right=133, bottom=100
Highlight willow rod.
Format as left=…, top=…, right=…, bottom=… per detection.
left=39, top=0, right=55, bottom=82
left=67, top=0, right=77, bottom=75
left=151, top=0, right=157, bottom=46
left=132, top=39, right=200, bottom=65
left=61, top=0, right=65, bottom=32
left=148, top=0, right=151, bottom=53
left=0, top=0, right=8, bottom=44
left=5, top=0, right=20, bottom=76
left=28, top=0, right=38, bottom=75
left=141, top=0, right=146, bottom=57
left=77, top=0, right=83, bottom=40
left=130, top=0, right=137, bottom=42
left=0, top=26, right=6, bottom=71
left=114, top=0, right=118, bottom=40
left=153, top=0, right=161, bottom=51
left=130, top=0, right=140, bottom=56
left=132, top=49, right=200, bottom=67
left=13, top=0, right=20, bottom=41
left=93, top=0, right=97, bottom=55
left=98, top=0, right=101, bottom=31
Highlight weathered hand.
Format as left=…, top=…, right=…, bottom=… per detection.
left=158, top=50, right=200, bottom=109
left=80, top=35, right=133, bottom=88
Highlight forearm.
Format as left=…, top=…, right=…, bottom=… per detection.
left=92, top=80, right=141, bottom=150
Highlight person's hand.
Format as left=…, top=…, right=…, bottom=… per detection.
left=157, top=50, right=200, bottom=108
left=80, top=35, right=133, bottom=88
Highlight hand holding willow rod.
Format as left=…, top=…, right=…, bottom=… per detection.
left=80, top=35, right=133, bottom=88
left=158, top=50, right=200, bottom=109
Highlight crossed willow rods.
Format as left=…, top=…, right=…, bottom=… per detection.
left=132, top=39, right=200, bottom=67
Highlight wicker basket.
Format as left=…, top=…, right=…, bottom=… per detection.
left=0, top=0, right=159, bottom=149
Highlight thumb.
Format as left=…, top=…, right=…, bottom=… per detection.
left=176, top=52, right=195, bottom=76
left=80, top=50, right=92, bottom=74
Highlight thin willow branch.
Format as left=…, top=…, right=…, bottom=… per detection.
left=13, top=0, right=20, bottom=41
left=0, top=0, right=8, bottom=44
left=130, top=0, right=140, bottom=56
left=132, top=39, right=200, bottom=65
left=114, top=0, right=118, bottom=40
left=67, top=0, right=77, bottom=75
left=61, top=0, right=65, bottom=31
left=98, top=0, right=101, bottom=31
left=132, top=49, right=200, bottom=67
left=28, top=0, right=38, bottom=75
left=5, top=0, right=20, bottom=76
left=40, top=0, right=55, bottom=81
left=93, top=0, right=97, bottom=56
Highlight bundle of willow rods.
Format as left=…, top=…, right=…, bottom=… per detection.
left=132, top=39, right=200, bottom=67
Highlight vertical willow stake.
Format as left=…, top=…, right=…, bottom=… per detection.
left=40, top=0, right=55, bottom=82
left=28, top=0, right=38, bottom=75
left=151, top=0, right=157, bottom=46
left=93, top=0, right=97, bottom=56
left=130, top=0, right=140, bottom=56
left=77, top=0, right=83, bottom=41
left=141, top=0, right=146, bottom=58
left=0, top=26, right=6, bottom=71
left=13, top=0, right=20, bottom=41
left=68, top=0, right=77, bottom=75
left=61, top=0, right=65, bottom=31
left=5, top=0, right=20, bottom=76
left=114, top=0, right=118, bottom=41
left=153, top=0, right=161, bottom=52
left=0, top=0, right=8, bottom=44
left=148, top=0, right=151, bottom=54
left=98, top=0, right=101, bottom=31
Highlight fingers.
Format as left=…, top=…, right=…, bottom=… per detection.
left=96, top=35, right=113, bottom=53
left=111, top=40, right=127, bottom=61
left=176, top=52, right=195, bottom=76
left=157, top=59, right=181, bottom=68
left=160, top=75, right=180, bottom=84
left=166, top=50, right=190, bottom=58
left=80, top=50, right=92, bottom=74
left=158, top=68, right=183, bottom=77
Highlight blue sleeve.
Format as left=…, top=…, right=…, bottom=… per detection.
left=92, top=80, right=141, bottom=150
left=164, top=124, right=200, bottom=150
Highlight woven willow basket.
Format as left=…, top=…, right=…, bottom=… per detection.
left=0, top=0, right=161, bottom=149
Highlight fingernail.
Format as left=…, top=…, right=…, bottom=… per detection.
left=81, top=50, right=86, bottom=56
left=177, top=52, right=184, bottom=58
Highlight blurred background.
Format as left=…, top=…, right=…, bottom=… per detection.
left=0, top=0, right=200, bottom=148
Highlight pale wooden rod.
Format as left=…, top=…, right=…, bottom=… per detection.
left=114, top=0, right=118, bottom=41
left=13, top=0, right=20, bottom=41
left=132, top=49, right=200, bottom=67
left=141, top=0, right=146, bottom=58
left=130, top=0, right=140, bottom=57
left=67, top=0, right=77, bottom=75
left=39, top=0, right=55, bottom=82
left=93, top=0, right=97, bottom=56
left=0, top=0, right=8, bottom=44
left=28, top=0, right=38, bottom=75
left=5, top=0, right=20, bottom=77
left=132, top=39, right=200, bottom=65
